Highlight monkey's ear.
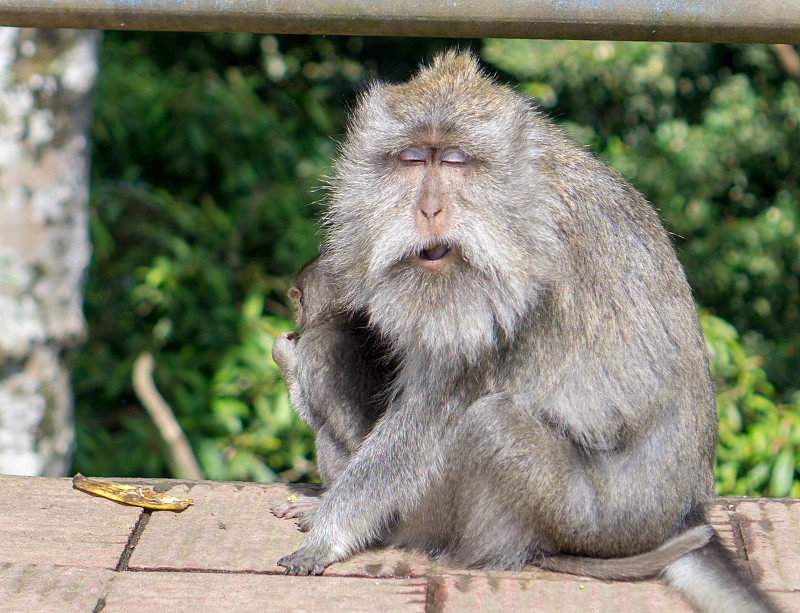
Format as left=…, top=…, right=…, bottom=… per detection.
left=289, top=287, right=302, bottom=307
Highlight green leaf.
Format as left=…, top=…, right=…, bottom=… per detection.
left=769, top=448, right=797, bottom=497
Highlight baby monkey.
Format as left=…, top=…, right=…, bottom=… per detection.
left=270, top=257, right=714, bottom=580
left=271, top=253, right=392, bottom=517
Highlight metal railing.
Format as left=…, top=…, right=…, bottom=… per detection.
left=0, top=0, right=798, bottom=43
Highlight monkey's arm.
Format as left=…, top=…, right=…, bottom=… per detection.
left=519, top=331, right=685, bottom=452
left=272, top=332, right=319, bottom=430
left=277, top=398, right=441, bottom=575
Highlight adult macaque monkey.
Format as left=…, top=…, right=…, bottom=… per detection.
left=276, top=51, right=780, bottom=613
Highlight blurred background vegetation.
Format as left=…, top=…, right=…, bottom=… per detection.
left=72, top=34, right=800, bottom=497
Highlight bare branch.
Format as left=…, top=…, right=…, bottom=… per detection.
left=132, top=352, right=204, bottom=480
left=771, top=44, right=800, bottom=87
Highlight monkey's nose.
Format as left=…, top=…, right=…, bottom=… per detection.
left=419, top=204, right=443, bottom=220
left=416, top=203, right=450, bottom=235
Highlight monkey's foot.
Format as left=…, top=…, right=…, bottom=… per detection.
left=271, top=496, right=320, bottom=519
left=277, top=547, right=332, bottom=576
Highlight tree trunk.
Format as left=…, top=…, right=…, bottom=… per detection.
left=0, top=27, right=100, bottom=476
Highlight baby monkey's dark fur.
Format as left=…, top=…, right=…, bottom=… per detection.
left=272, top=52, right=780, bottom=613
left=271, top=254, right=391, bottom=488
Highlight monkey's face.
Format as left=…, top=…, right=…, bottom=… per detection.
left=288, top=285, right=306, bottom=328
left=323, top=52, right=563, bottom=363
left=394, top=145, right=468, bottom=273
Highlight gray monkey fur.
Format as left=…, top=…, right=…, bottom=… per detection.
left=272, top=256, right=716, bottom=580
left=273, top=51, right=780, bottom=613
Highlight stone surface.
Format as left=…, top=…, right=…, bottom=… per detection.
left=129, top=481, right=441, bottom=578
left=0, top=475, right=141, bottom=569
left=128, top=481, right=295, bottom=572
left=735, top=498, right=800, bottom=592
left=0, top=563, right=115, bottom=613
left=101, top=572, right=428, bottom=613
left=0, top=476, right=797, bottom=613
left=428, top=571, right=693, bottom=613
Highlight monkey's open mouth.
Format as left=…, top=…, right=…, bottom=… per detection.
left=419, top=241, right=451, bottom=262
left=417, top=240, right=453, bottom=271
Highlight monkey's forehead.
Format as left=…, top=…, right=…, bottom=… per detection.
left=344, top=53, right=537, bottom=160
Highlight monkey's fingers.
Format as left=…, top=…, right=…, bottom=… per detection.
left=72, top=473, right=193, bottom=511
left=277, top=550, right=329, bottom=576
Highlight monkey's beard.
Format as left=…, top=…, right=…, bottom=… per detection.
left=336, top=226, right=538, bottom=370
left=370, top=264, right=503, bottom=367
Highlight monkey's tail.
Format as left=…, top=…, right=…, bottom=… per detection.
left=535, top=524, right=713, bottom=581
left=661, top=533, right=782, bottom=613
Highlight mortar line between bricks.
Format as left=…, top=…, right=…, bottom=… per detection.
left=116, top=509, right=153, bottom=572
left=728, top=512, right=751, bottom=563
left=126, top=567, right=285, bottom=575
left=425, top=574, right=442, bottom=613
left=122, top=566, right=429, bottom=579
left=92, top=594, right=107, bottom=613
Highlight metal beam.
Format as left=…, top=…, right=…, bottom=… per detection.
left=0, top=0, right=798, bottom=44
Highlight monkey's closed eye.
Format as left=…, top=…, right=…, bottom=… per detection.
left=441, top=149, right=468, bottom=165
left=398, top=147, right=428, bottom=163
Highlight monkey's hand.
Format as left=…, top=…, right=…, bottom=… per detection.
left=270, top=495, right=320, bottom=520
left=272, top=331, right=298, bottom=373
left=277, top=541, right=339, bottom=576
left=275, top=497, right=342, bottom=574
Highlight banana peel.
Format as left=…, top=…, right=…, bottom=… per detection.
left=72, top=473, right=193, bottom=511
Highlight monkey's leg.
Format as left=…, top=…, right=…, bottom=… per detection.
left=398, top=394, right=694, bottom=568
left=392, top=394, right=587, bottom=568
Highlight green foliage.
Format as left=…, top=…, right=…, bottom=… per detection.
left=204, top=295, right=313, bottom=482
left=702, top=311, right=800, bottom=497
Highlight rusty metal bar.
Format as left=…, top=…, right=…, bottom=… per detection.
left=0, top=0, right=798, bottom=44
